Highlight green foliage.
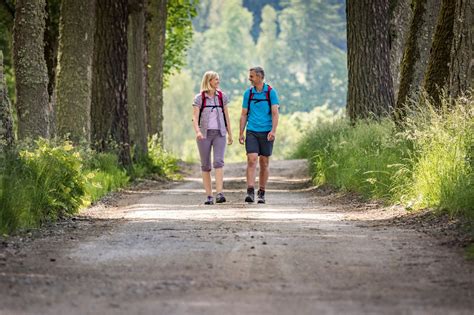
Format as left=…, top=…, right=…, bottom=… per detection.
left=187, top=0, right=254, bottom=98
left=0, top=140, right=85, bottom=233
left=294, top=118, right=412, bottom=199
left=81, top=151, right=129, bottom=206
left=295, top=94, right=474, bottom=220
left=401, top=94, right=474, bottom=216
left=0, top=139, right=180, bottom=234
left=164, top=0, right=199, bottom=80
left=0, top=1, right=15, bottom=103
left=186, top=0, right=347, bottom=111
left=267, top=0, right=347, bottom=112
left=130, top=135, right=180, bottom=179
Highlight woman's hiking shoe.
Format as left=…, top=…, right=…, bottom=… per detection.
left=245, top=187, right=255, bottom=203
left=204, top=196, right=214, bottom=205
left=216, top=192, right=226, bottom=203
left=257, top=189, right=265, bottom=204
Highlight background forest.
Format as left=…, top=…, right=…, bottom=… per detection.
left=164, top=0, right=347, bottom=161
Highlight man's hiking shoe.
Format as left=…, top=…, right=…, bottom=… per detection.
left=245, top=187, right=255, bottom=203
left=257, top=189, right=265, bottom=204
left=204, top=196, right=214, bottom=205
left=216, top=192, right=226, bottom=203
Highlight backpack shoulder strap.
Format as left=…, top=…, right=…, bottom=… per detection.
left=198, top=91, right=207, bottom=127
left=266, top=84, right=272, bottom=101
left=201, top=91, right=207, bottom=108
left=216, top=90, right=227, bottom=128
left=247, top=86, right=254, bottom=113
left=265, top=84, right=272, bottom=113
left=217, top=90, right=224, bottom=107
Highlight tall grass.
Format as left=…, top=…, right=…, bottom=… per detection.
left=293, top=93, right=473, bottom=220
left=0, top=138, right=179, bottom=234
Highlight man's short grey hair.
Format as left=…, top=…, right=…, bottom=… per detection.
left=249, top=66, right=265, bottom=79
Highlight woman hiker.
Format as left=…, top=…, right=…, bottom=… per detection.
left=192, top=71, right=233, bottom=204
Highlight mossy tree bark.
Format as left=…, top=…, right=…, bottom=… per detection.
left=91, top=0, right=131, bottom=168
left=43, top=0, right=60, bottom=136
left=423, top=0, right=456, bottom=105
left=43, top=0, right=60, bottom=100
left=146, top=0, right=167, bottom=141
left=449, top=0, right=474, bottom=98
left=395, top=0, right=441, bottom=119
left=55, top=0, right=96, bottom=143
left=128, top=0, right=148, bottom=159
left=389, top=0, right=413, bottom=100
left=346, top=0, right=395, bottom=121
left=0, top=51, right=14, bottom=150
left=13, top=0, right=50, bottom=140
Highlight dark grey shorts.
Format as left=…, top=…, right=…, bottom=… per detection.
left=245, top=130, right=274, bottom=156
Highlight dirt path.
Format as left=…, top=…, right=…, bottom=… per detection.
left=1, top=159, right=473, bottom=315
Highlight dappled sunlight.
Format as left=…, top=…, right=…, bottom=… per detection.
left=122, top=204, right=344, bottom=222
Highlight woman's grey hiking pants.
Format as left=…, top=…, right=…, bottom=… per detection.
left=196, top=129, right=226, bottom=172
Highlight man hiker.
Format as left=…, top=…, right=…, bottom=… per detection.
left=239, top=66, right=280, bottom=204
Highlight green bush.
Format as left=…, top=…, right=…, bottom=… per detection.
left=402, top=94, right=473, bottom=217
left=294, top=118, right=412, bottom=200
left=295, top=93, right=473, bottom=219
left=0, top=138, right=179, bottom=234
left=0, top=140, right=84, bottom=233
left=81, top=152, right=129, bottom=206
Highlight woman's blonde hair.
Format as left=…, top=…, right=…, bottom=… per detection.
left=200, top=71, right=219, bottom=92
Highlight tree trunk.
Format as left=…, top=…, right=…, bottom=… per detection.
left=395, top=0, right=441, bottom=119
left=449, top=0, right=474, bottom=98
left=390, top=0, right=413, bottom=101
left=424, top=0, right=456, bottom=105
left=346, top=0, right=395, bottom=121
left=55, top=0, right=96, bottom=143
left=43, top=0, right=61, bottom=137
left=0, top=51, right=14, bottom=149
left=44, top=0, right=59, bottom=101
left=13, top=0, right=50, bottom=140
left=146, top=0, right=167, bottom=140
left=128, top=0, right=148, bottom=159
left=91, top=0, right=131, bottom=168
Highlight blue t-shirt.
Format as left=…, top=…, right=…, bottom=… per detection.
left=242, top=84, right=279, bottom=132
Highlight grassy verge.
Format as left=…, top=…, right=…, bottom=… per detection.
left=0, top=137, right=178, bottom=234
left=293, top=94, right=473, bottom=221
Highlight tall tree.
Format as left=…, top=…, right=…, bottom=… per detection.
left=164, top=0, right=198, bottom=80
left=389, top=0, right=413, bottom=100
left=44, top=0, right=61, bottom=136
left=0, top=51, right=13, bottom=149
left=449, top=0, right=474, bottom=98
left=91, top=0, right=131, bottom=167
left=187, top=0, right=254, bottom=99
left=146, top=0, right=167, bottom=139
left=55, top=0, right=96, bottom=143
left=256, top=4, right=278, bottom=69
left=395, top=0, right=441, bottom=119
left=276, top=0, right=347, bottom=112
left=423, top=0, right=456, bottom=105
left=13, top=0, right=50, bottom=139
left=0, top=1, right=14, bottom=102
left=346, top=0, right=394, bottom=120
left=128, top=0, right=148, bottom=158
left=44, top=0, right=60, bottom=100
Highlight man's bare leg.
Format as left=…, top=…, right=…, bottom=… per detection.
left=246, top=153, right=258, bottom=188
left=246, top=153, right=258, bottom=202
left=258, top=156, right=270, bottom=190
